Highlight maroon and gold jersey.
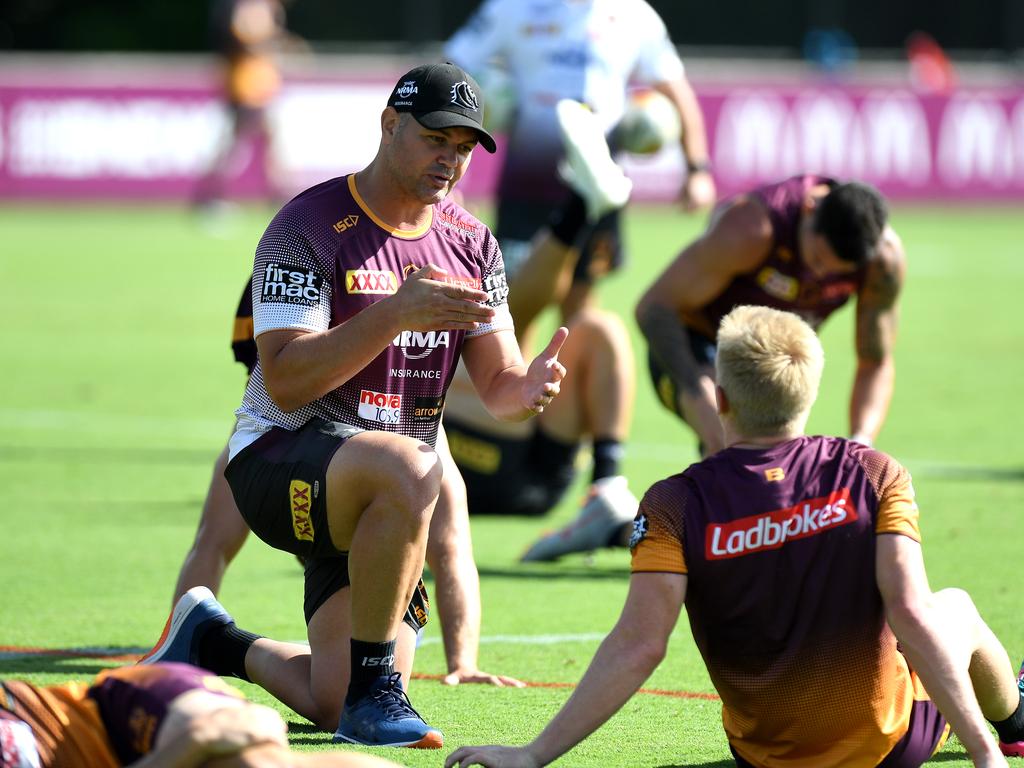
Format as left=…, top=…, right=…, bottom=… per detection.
left=688, top=175, right=866, bottom=339
left=0, top=664, right=244, bottom=768
left=631, top=436, right=921, bottom=768
left=234, top=174, right=512, bottom=454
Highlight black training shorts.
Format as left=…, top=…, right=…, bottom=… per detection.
left=646, top=326, right=717, bottom=419
left=443, top=417, right=580, bottom=517
left=224, top=418, right=429, bottom=632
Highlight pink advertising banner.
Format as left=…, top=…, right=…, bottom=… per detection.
left=2, top=67, right=1024, bottom=202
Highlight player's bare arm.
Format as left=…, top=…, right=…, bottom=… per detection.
left=445, top=572, right=686, bottom=768
left=258, top=264, right=494, bottom=412
left=653, top=77, right=715, bottom=212
left=875, top=534, right=1007, bottom=766
left=461, top=326, right=569, bottom=422
left=636, top=200, right=770, bottom=450
left=850, top=227, right=904, bottom=443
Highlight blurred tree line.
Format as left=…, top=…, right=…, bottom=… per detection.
left=1, top=0, right=1022, bottom=57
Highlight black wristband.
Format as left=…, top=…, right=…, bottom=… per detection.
left=686, top=160, right=712, bottom=174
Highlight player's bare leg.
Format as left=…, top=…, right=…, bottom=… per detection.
left=173, top=444, right=250, bottom=604
left=521, top=310, right=640, bottom=562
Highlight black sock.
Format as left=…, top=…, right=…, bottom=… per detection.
left=547, top=192, right=588, bottom=247
left=197, top=622, right=261, bottom=682
left=991, top=691, right=1024, bottom=743
left=591, top=439, right=624, bottom=483
left=346, top=638, right=397, bottom=705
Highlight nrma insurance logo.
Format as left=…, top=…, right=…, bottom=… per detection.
left=392, top=330, right=450, bottom=360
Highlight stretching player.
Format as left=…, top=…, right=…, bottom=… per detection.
left=446, top=305, right=1024, bottom=768
left=530, top=175, right=905, bottom=561
left=0, top=662, right=400, bottom=767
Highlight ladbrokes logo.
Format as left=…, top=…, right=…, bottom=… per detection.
left=261, top=263, right=323, bottom=307
left=705, top=489, right=857, bottom=560
left=358, top=389, right=401, bottom=424
left=392, top=330, right=450, bottom=360
left=289, top=480, right=315, bottom=542
left=347, top=270, right=397, bottom=295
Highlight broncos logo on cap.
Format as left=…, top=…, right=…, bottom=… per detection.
left=450, top=81, right=480, bottom=111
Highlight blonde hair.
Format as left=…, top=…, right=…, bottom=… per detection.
left=715, top=305, right=824, bottom=437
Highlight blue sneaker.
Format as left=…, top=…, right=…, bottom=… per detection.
left=333, top=673, right=443, bottom=749
left=138, top=586, right=232, bottom=666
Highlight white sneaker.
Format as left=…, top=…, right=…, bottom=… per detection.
left=520, top=476, right=639, bottom=562
left=555, top=99, right=633, bottom=222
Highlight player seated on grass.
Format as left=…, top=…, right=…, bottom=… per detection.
left=443, top=99, right=641, bottom=563
left=533, top=174, right=906, bottom=562
left=0, top=662, right=401, bottom=768
left=141, top=62, right=567, bottom=752
left=446, top=305, right=1024, bottom=768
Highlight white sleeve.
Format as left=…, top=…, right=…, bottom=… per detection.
left=467, top=232, right=513, bottom=338
left=444, top=0, right=508, bottom=76
left=631, top=1, right=685, bottom=85
left=251, top=214, right=332, bottom=337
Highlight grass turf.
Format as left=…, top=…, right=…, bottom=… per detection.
left=0, top=201, right=1022, bottom=766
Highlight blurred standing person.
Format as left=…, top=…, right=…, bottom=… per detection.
left=194, top=0, right=294, bottom=213
left=445, top=0, right=716, bottom=319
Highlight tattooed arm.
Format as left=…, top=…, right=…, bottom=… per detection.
left=850, top=227, right=905, bottom=445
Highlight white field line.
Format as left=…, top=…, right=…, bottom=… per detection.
left=0, top=408, right=1016, bottom=479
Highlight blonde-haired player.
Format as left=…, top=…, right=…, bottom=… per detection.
left=447, top=306, right=1024, bottom=768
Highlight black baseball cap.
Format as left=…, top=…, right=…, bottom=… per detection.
left=388, top=62, right=497, bottom=153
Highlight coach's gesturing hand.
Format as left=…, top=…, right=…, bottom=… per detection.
left=521, top=326, right=568, bottom=414
left=393, top=264, right=496, bottom=332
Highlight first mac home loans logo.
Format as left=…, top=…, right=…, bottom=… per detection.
left=262, top=263, right=323, bottom=306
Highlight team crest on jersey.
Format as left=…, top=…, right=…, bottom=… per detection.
left=347, top=269, right=397, bottom=294
left=289, top=480, right=314, bottom=542
left=261, top=263, right=323, bottom=307
left=628, top=514, right=648, bottom=549
left=756, top=267, right=799, bottom=301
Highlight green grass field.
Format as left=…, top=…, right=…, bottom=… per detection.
left=0, top=201, right=1022, bottom=767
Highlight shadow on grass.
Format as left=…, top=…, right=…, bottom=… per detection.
left=286, top=721, right=334, bottom=745
left=0, top=656, right=127, bottom=677
left=655, top=745, right=969, bottom=767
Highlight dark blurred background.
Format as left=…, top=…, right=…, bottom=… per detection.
left=3, top=0, right=1023, bottom=57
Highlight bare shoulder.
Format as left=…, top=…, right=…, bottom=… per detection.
left=860, top=225, right=906, bottom=309
left=703, top=196, right=774, bottom=271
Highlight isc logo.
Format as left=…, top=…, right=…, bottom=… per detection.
left=333, top=214, right=359, bottom=233
left=358, top=389, right=401, bottom=424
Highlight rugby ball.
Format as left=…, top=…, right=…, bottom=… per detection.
left=616, top=89, right=681, bottom=155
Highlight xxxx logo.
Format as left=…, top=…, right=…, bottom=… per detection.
left=289, top=480, right=315, bottom=542
left=346, top=270, right=398, bottom=295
